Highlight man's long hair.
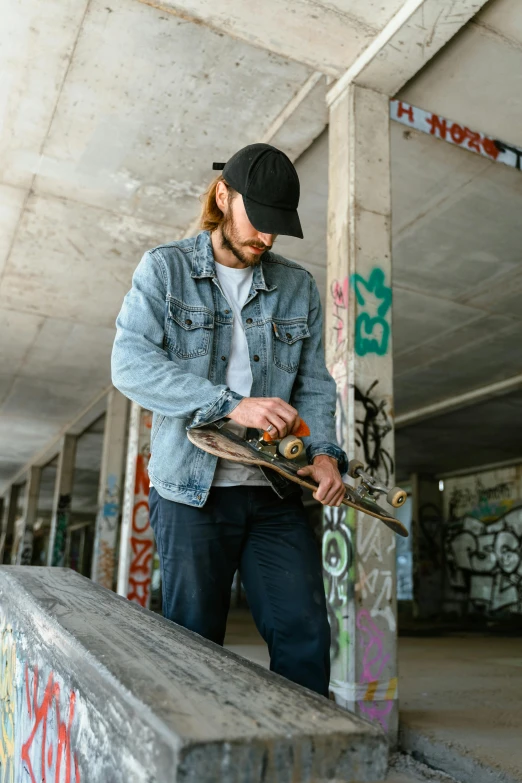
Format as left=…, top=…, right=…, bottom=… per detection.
left=200, top=175, right=235, bottom=232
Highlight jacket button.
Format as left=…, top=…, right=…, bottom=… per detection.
left=185, top=319, right=192, bottom=325
left=221, top=356, right=226, bottom=361
left=253, top=355, right=260, bottom=362
left=224, top=310, right=230, bottom=314
left=286, top=333, right=292, bottom=339
left=246, top=318, right=253, bottom=324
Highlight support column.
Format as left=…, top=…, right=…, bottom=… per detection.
left=13, top=466, right=41, bottom=565
left=325, top=85, right=398, bottom=737
left=47, top=434, right=77, bottom=567
left=91, top=390, right=129, bottom=589
left=117, top=403, right=154, bottom=609
left=0, top=484, right=21, bottom=564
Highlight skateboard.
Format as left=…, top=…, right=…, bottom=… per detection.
left=187, top=424, right=409, bottom=537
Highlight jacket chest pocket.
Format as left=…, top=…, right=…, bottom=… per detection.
left=272, top=319, right=310, bottom=372
left=166, top=299, right=214, bottom=359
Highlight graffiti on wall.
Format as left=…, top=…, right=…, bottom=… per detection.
left=445, top=508, right=522, bottom=615
left=0, top=614, right=81, bottom=783
left=127, top=447, right=153, bottom=608
left=22, top=665, right=81, bottom=783
left=444, top=469, right=522, bottom=616
left=390, top=99, right=522, bottom=172
left=323, top=505, right=353, bottom=662
left=0, top=618, right=16, bottom=783
left=350, top=268, right=392, bottom=357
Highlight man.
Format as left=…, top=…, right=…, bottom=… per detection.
left=112, top=143, right=348, bottom=697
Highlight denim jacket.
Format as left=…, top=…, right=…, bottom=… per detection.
left=111, top=231, right=348, bottom=506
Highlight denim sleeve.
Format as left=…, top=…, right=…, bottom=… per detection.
left=111, top=250, right=243, bottom=426
left=290, top=275, right=348, bottom=476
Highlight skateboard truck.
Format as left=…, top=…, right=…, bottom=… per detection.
left=249, top=418, right=311, bottom=461
left=348, top=459, right=407, bottom=509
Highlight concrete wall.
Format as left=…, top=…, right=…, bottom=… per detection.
left=0, top=567, right=388, bottom=782
left=442, top=465, right=522, bottom=618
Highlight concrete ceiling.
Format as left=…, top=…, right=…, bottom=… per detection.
left=2, top=0, right=522, bottom=495
left=395, top=390, right=522, bottom=480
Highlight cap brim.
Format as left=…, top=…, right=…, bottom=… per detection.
left=243, top=197, right=303, bottom=239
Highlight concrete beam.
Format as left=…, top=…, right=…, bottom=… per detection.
left=327, top=0, right=488, bottom=105
left=136, top=0, right=379, bottom=77
left=0, top=567, right=388, bottom=781
left=47, top=434, right=77, bottom=567
left=0, top=385, right=110, bottom=495
left=395, top=374, right=522, bottom=429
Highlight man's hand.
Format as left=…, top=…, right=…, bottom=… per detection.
left=297, top=455, right=345, bottom=507
left=228, top=397, right=301, bottom=438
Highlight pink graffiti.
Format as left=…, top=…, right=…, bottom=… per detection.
left=331, top=277, right=349, bottom=347
left=356, top=609, right=393, bottom=730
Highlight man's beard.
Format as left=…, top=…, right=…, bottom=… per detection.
left=220, top=210, right=271, bottom=266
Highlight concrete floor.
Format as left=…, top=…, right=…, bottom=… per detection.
left=225, top=612, right=522, bottom=783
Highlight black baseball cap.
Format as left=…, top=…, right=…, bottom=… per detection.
left=213, top=143, right=303, bottom=239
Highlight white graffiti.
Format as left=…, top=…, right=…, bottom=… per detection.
left=446, top=508, right=522, bottom=614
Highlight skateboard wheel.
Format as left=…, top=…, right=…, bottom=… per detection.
left=278, top=435, right=304, bottom=459
left=348, top=459, right=364, bottom=479
left=387, top=487, right=407, bottom=508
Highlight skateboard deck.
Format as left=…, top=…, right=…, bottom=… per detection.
left=188, top=426, right=408, bottom=537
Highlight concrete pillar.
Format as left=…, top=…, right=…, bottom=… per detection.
left=412, top=474, right=444, bottom=619
left=91, top=390, right=129, bottom=589
left=0, top=484, right=21, bottom=564
left=12, top=466, right=41, bottom=565
left=47, top=434, right=78, bottom=567
left=117, top=403, right=154, bottom=608
left=325, top=84, right=398, bottom=737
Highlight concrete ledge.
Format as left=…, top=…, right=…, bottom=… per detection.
left=0, top=567, right=387, bottom=782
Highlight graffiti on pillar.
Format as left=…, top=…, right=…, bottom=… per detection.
left=102, top=474, right=120, bottom=532
left=357, top=517, right=396, bottom=632
left=356, top=609, right=397, bottom=731
left=22, top=664, right=81, bottom=783
left=330, top=276, right=349, bottom=353
left=127, top=447, right=153, bottom=608
left=322, top=505, right=353, bottom=661
left=98, top=541, right=116, bottom=591
left=354, top=380, right=394, bottom=484
left=350, top=268, right=391, bottom=357
left=52, top=494, right=71, bottom=567
left=95, top=473, right=121, bottom=589
left=0, top=618, right=16, bottom=782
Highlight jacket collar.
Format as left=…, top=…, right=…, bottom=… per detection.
left=191, top=231, right=277, bottom=292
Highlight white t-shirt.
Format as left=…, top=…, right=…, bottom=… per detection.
left=212, top=261, right=269, bottom=487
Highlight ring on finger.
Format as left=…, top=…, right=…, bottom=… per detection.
left=266, top=424, right=274, bottom=433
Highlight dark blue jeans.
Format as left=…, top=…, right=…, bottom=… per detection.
left=149, top=485, right=330, bottom=696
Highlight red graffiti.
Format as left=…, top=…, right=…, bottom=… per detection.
left=356, top=610, right=393, bottom=731
left=396, top=100, right=414, bottom=123
left=127, top=452, right=153, bottom=607
left=426, top=113, right=499, bottom=160
left=22, top=665, right=80, bottom=783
